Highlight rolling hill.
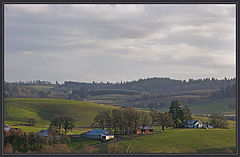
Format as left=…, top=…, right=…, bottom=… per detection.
left=4, top=98, right=119, bottom=127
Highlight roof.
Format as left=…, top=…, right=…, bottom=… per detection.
left=139, top=126, right=153, bottom=129
left=185, top=120, right=201, bottom=125
left=87, top=129, right=112, bottom=136
left=36, top=129, right=48, bottom=136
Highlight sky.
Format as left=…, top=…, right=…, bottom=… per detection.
left=4, top=4, right=236, bottom=83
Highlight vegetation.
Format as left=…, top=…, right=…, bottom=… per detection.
left=93, top=108, right=142, bottom=135
left=49, top=116, right=75, bottom=136
left=209, top=113, right=229, bottom=129
left=169, top=100, right=192, bottom=128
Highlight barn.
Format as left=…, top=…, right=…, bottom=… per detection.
left=136, top=126, right=154, bottom=134
left=81, top=129, right=114, bottom=140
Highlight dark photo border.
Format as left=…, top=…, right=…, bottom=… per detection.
left=0, top=0, right=239, bottom=157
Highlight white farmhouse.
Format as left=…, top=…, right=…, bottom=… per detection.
left=184, top=120, right=204, bottom=128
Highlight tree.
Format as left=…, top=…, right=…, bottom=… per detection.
left=62, top=117, right=75, bottom=135
left=49, top=117, right=75, bottom=136
left=169, top=100, right=183, bottom=128
left=209, top=113, right=229, bottom=129
left=50, top=117, right=64, bottom=136
left=27, top=118, right=37, bottom=126
left=138, top=112, right=151, bottom=129
left=150, top=109, right=158, bottom=126
left=93, top=111, right=106, bottom=129
left=182, top=105, right=192, bottom=122
left=156, top=112, right=174, bottom=132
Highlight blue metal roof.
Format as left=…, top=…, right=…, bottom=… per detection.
left=139, top=126, right=153, bottom=129
left=87, top=129, right=112, bottom=135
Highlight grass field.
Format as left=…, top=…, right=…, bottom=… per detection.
left=98, top=127, right=236, bottom=154
left=4, top=98, right=119, bottom=129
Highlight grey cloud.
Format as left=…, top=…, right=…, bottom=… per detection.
left=4, top=4, right=236, bottom=82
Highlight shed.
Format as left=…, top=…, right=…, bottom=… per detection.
left=82, top=129, right=114, bottom=140
left=4, top=124, right=10, bottom=132
left=136, top=126, right=154, bottom=134
left=36, top=129, right=49, bottom=137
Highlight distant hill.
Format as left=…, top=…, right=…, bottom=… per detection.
left=4, top=77, right=236, bottom=114
left=4, top=98, right=119, bottom=127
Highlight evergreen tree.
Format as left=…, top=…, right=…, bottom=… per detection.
left=182, top=105, right=192, bottom=122
left=169, top=100, right=183, bottom=128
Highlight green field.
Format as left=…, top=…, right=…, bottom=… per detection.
left=4, top=98, right=119, bottom=130
left=98, top=126, right=236, bottom=154
left=157, top=97, right=236, bottom=114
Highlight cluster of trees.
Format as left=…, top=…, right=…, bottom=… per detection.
left=61, top=77, right=235, bottom=95
left=4, top=83, right=69, bottom=99
left=92, top=102, right=190, bottom=135
left=211, top=84, right=236, bottom=98
left=92, top=108, right=150, bottom=135
left=209, top=113, right=229, bottom=129
left=13, top=80, right=53, bottom=86
left=49, top=117, right=75, bottom=136
left=4, top=129, right=70, bottom=153
left=169, top=100, right=192, bottom=128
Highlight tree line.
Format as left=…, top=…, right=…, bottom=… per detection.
left=92, top=100, right=193, bottom=134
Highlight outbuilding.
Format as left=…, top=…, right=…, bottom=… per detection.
left=82, top=129, right=114, bottom=140
left=136, top=126, right=154, bottom=134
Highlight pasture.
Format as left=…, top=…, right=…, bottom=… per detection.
left=98, top=127, right=236, bottom=154
left=4, top=98, right=119, bottom=128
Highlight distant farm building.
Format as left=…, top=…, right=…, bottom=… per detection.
left=36, top=129, right=49, bottom=137
left=4, top=124, right=10, bottom=132
left=136, top=126, right=154, bottom=134
left=81, top=129, right=114, bottom=140
left=184, top=120, right=204, bottom=128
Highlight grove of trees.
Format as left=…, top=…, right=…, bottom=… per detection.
left=169, top=100, right=192, bottom=128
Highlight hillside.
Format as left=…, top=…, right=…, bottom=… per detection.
left=4, top=98, right=119, bottom=127
left=97, top=127, right=236, bottom=154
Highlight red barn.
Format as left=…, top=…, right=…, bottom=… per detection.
left=136, top=126, right=153, bottom=134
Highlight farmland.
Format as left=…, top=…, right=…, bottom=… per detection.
left=3, top=98, right=236, bottom=154
left=4, top=98, right=119, bottom=132
left=97, top=126, right=236, bottom=154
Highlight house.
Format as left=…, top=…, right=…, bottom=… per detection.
left=4, top=124, right=10, bottom=132
left=81, top=129, right=114, bottom=140
left=203, top=123, right=213, bottom=129
left=136, top=126, right=154, bottom=134
left=36, top=129, right=49, bottom=137
left=184, top=120, right=204, bottom=128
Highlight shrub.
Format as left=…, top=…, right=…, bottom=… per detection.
left=4, top=143, right=13, bottom=153
left=209, top=113, right=229, bottom=129
left=108, top=143, right=124, bottom=153
left=80, top=144, right=98, bottom=153
left=40, top=144, right=71, bottom=153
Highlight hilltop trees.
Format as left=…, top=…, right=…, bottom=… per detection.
left=169, top=100, right=192, bottom=128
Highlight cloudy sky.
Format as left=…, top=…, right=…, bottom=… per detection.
left=4, top=4, right=236, bottom=83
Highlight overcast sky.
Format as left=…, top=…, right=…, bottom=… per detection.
left=4, top=4, right=236, bottom=83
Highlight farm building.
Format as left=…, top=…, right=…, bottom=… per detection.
left=184, top=120, right=204, bottom=128
left=4, top=124, right=10, bottom=132
left=81, top=129, right=114, bottom=140
left=36, top=129, right=49, bottom=137
left=136, top=126, right=154, bottom=134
